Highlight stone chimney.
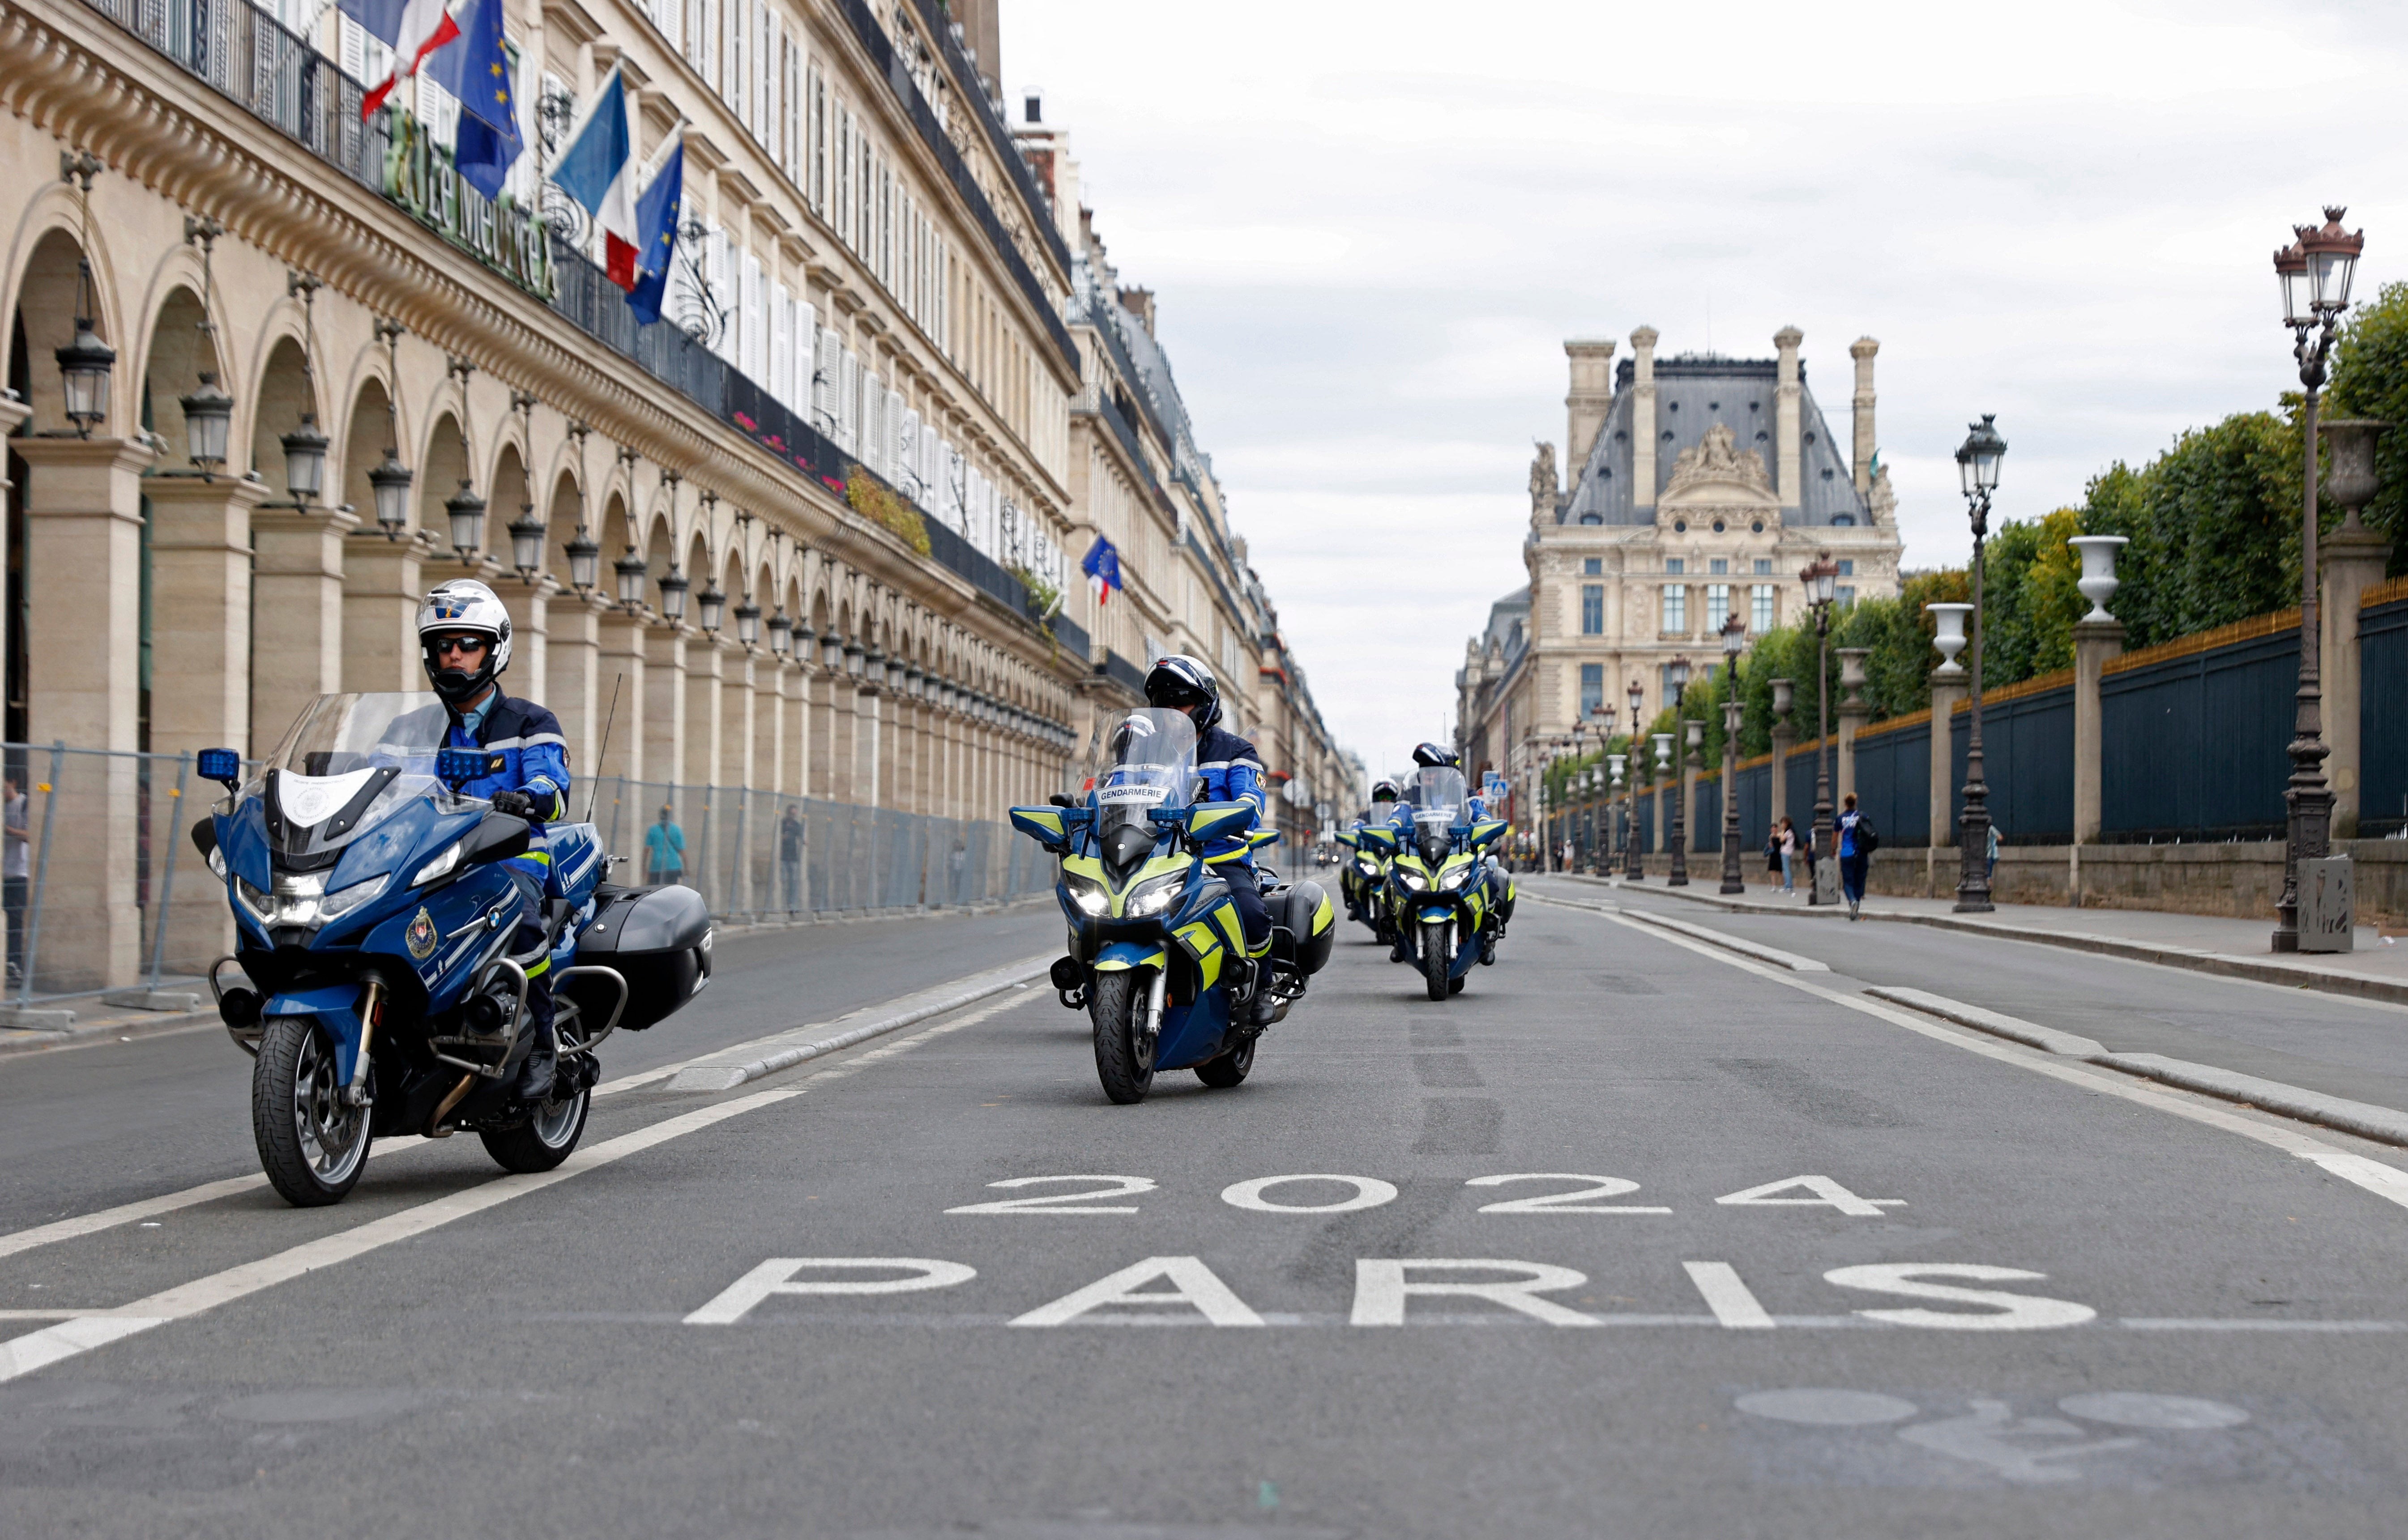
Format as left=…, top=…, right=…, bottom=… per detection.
left=1630, top=326, right=1660, bottom=512
left=1774, top=326, right=1803, bottom=515
left=1563, top=338, right=1617, bottom=470
left=1849, top=336, right=1878, bottom=495
left=1118, top=287, right=1157, bottom=336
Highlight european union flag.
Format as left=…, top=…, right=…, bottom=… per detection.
left=627, top=135, right=685, bottom=327
left=427, top=0, right=521, bottom=202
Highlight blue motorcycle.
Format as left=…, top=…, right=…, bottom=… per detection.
left=192, top=693, right=713, bottom=1206
left=1011, top=708, right=1333, bottom=1104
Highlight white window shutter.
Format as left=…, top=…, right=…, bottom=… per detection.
left=898, top=410, right=920, bottom=496
left=812, top=328, right=837, bottom=431
left=884, top=388, right=904, bottom=481
left=770, top=282, right=791, bottom=406
left=340, top=16, right=367, bottom=79
left=741, top=252, right=764, bottom=379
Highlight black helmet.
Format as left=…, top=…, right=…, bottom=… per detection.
left=1412, top=742, right=1461, bottom=768
left=1371, top=779, right=1402, bottom=802
left=1143, top=653, right=1222, bottom=730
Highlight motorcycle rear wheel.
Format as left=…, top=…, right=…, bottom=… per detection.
left=1422, top=922, right=1450, bottom=1002
left=1089, top=969, right=1155, bottom=1105
left=480, top=1084, right=591, bottom=1172
left=252, top=1015, right=371, bottom=1207
left=1194, top=1034, right=1256, bottom=1088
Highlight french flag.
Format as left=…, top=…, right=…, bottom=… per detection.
left=1082, top=535, right=1122, bottom=608
left=342, top=0, right=461, bottom=119
left=551, top=66, right=642, bottom=290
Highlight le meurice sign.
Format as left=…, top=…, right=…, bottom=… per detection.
left=382, top=111, right=553, bottom=301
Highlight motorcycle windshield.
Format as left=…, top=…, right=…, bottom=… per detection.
left=1091, top=708, right=1199, bottom=841
left=1408, top=767, right=1469, bottom=832
left=252, top=692, right=471, bottom=857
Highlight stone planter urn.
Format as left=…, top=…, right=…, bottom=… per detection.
left=2323, top=419, right=2387, bottom=528
left=1925, top=603, right=1973, bottom=674
left=1837, top=647, right=1870, bottom=704
left=2069, top=535, right=2130, bottom=622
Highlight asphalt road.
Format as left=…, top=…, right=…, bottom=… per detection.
left=6, top=882, right=2408, bottom=1536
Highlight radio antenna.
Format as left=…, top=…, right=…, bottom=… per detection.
left=585, top=673, right=623, bottom=822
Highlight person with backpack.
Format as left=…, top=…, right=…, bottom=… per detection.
left=1775, top=816, right=1798, bottom=897
left=1836, top=793, right=1878, bottom=919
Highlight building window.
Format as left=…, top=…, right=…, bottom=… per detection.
left=1837, top=559, right=1854, bottom=576
left=1832, top=514, right=1857, bottom=526
left=1706, top=584, right=1730, bottom=631
left=1661, top=584, right=1686, bottom=633
left=1754, top=558, right=1772, bottom=575
left=1580, top=584, right=1604, bottom=635
left=1837, top=586, right=1857, bottom=606
left=1580, top=663, right=1604, bottom=718
left=1751, top=584, right=1775, bottom=632
left=1666, top=557, right=1684, bottom=576
left=1709, top=558, right=1728, bottom=575
left=1583, top=557, right=1602, bottom=575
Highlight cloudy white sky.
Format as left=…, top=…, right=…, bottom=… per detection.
left=1001, top=0, right=2408, bottom=776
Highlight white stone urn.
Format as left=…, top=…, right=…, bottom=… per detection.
left=1651, top=732, right=1674, bottom=771
left=1837, top=647, right=1870, bottom=703
left=2069, top=535, right=2130, bottom=622
left=1925, top=603, right=1973, bottom=675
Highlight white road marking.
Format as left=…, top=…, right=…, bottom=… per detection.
left=684, top=1259, right=978, bottom=1323
left=1350, top=1259, right=1597, bottom=1327
left=1683, top=1261, right=1776, bottom=1328
left=1009, top=1256, right=1265, bottom=1328
left=1221, top=1175, right=1398, bottom=1214
left=1573, top=904, right=2408, bottom=1214
left=1824, top=1264, right=2097, bottom=1331
left=1465, top=1173, right=1672, bottom=1214
left=1716, top=1175, right=1905, bottom=1216
left=0, top=960, right=1048, bottom=1264
left=0, top=988, right=1041, bottom=1383
left=945, top=1176, right=1156, bottom=1215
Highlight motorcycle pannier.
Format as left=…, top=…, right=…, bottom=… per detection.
left=568, top=884, right=713, bottom=1031
left=1277, top=880, right=1335, bottom=976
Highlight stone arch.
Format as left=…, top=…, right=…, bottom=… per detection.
left=137, top=284, right=223, bottom=475
left=248, top=334, right=318, bottom=500
left=418, top=410, right=470, bottom=553
left=7, top=219, right=120, bottom=436
left=545, top=469, right=586, bottom=584
left=489, top=442, right=530, bottom=565
left=338, top=375, right=397, bottom=523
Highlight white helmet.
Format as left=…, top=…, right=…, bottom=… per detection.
left=417, top=579, right=513, bottom=705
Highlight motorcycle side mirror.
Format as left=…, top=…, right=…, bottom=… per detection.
left=1334, top=830, right=1358, bottom=850
left=462, top=811, right=533, bottom=866
left=197, top=747, right=242, bottom=788
left=1183, top=802, right=1254, bottom=845
left=1009, top=805, right=1087, bottom=853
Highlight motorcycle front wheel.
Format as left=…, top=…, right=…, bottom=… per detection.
left=1422, top=922, right=1451, bottom=1002
left=252, top=1015, right=372, bottom=1207
left=1089, top=968, right=1156, bottom=1105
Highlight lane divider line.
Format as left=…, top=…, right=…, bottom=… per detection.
left=1556, top=899, right=2408, bottom=1214
left=1530, top=892, right=1829, bottom=972
left=0, top=956, right=1057, bottom=1265
left=0, top=988, right=1042, bottom=1384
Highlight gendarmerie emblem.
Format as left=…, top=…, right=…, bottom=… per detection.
left=405, top=906, right=438, bottom=961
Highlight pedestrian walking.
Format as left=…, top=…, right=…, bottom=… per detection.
left=1987, top=819, right=2001, bottom=885
left=2, top=774, right=26, bottom=985
left=1776, top=816, right=1797, bottom=897
left=645, top=803, right=687, bottom=887
left=778, top=803, right=805, bottom=913
left=1837, top=793, right=1878, bottom=919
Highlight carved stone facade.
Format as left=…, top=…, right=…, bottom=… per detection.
left=1457, top=326, right=1906, bottom=824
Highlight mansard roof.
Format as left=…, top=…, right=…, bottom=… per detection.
left=1563, top=354, right=1869, bottom=529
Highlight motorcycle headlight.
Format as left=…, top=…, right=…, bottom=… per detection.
left=1062, top=873, right=1111, bottom=916
left=1439, top=864, right=1470, bottom=891
left=316, top=875, right=388, bottom=922
left=410, top=840, right=465, bottom=887
left=235, top=875, right=270, bottom=919
left=1354, top=857, right=1378, bottom=877
left=1397, top=869, right=1429, bottom=892
left=1125, top=873, right=1184, bottom=917
left=208, top=845, right=228, bottom=880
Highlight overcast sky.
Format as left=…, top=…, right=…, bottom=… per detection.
left=1001, top=0, right=2408, bottom=778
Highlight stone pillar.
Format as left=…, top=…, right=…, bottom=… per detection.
left=718, top=648, right=756, bottom=909
left=1629, top=327, right=1659, bottom=513
left=824, top=673, right=858, bottom=804
left=342, top=531, right=437, bottom=691
left=143, top=475, right=268, bottom=759
left=10, top=436, right=154, bottom=994
left=546, top=591, right=609, bottom=778
left=1682, top=730, right=1701, bottom=854
left=1564, top=338, right=1618, bottom=470
left=1774, top=327, right=1803, bottom=513
left=491, top=572, right=555, bottom=709
left=2322, top=520, right=2392, bottom=838
left=2071, top=619, right=2126, bottom=845
left=1770, top=719, right=1793, bottom=836
left=1835, top=648, right=1870, bottom=806
left=1928, top=670, right=1966, bottom=898
left=642, top=625, right=687, bottom=798
left=1654, top=756, right=1673, bottom=854
left=1849, top=337, right=1879, bottom=496
left=856, top=683, right=885, bottom=811
left=590, top=611, right=649, bottom=853
left=250, top=503, right=356, bottom=749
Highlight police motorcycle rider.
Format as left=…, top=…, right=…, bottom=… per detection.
left=1342, top=779, right=1406, bottom=927
left=1143, top=655, right=1281, bottom=1029
left=1383, top=742, right=1510, bottom=962
left=405, top=579, right=572, bottom=1101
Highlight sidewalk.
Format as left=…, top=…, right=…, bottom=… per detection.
left=1551, top=869, right=2408, bottom=1007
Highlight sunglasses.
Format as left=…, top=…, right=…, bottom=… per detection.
left=430, top=635, right=491, bottom=657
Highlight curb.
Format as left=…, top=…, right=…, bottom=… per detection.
left=1868, top=984, right=2408, bottom=1149
left=1571, top=875, right=2408, bottom=1008
left=659, top=955, right=1055, bottom=1092
left=0, top=1008, right=221, bottom=1061
left=1530, top=893, right=1829, bottom=973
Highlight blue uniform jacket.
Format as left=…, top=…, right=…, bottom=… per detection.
left=1194, top=723, right=1266, bottom=866
left=440, top=694, right=571, bottom=890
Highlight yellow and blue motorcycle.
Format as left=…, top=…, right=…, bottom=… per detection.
left=1012, top=708, right=1333, bottom=1104
left=1335, top=819, right=1393, bottom=940
left=1379, top=766, right=1513, bottom=1002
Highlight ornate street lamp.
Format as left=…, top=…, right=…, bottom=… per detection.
left=657, top=566, right=690, bottom=624
left=614, top=547, right=648, bottom=610
left=767, top=608, right=792, bottom=656
left=696, top=580, right=726, bottom=635
left=508, top=509, right=545, bottom=580
left=566, top=525, right=601, bottom=595
left=1952, top=414, right=2006, bottom=913
left=1667, top=654, right=1691, bottom=709
left=280, top=417, right=328, bottom=506
left=179, top=374, right=233, bottom=478
left=1608, top=752, right=1627, bottom=875
left=1800, top=553, right=1840, bottom=903
left=1671, top=717, right=1699, bottom=887
left=735, top=596, right=761, bottom=648
left=367, top=451, right=411, bottom=539
left=2271, top=208, right=2365, bottom=951
left=1626, top=681, right=1649, bottom=880
left=1720, top=610, right=1748, bottom=894
left=444, top=481, right=486, bottom=563
left=820, top=631, right=844, bottom=671
left=54, top=278, right=114, bottom=437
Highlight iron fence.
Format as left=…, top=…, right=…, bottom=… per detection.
left=2357, top=592, right=2408, bottom=839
